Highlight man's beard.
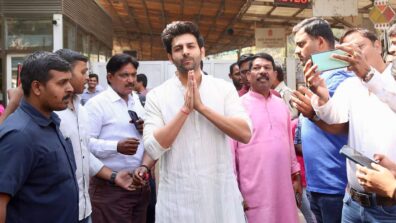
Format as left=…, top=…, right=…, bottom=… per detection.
left=175, top=57, right=197, bottom=74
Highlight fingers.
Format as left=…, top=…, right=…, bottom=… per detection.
left=335, top=44, right=355, bottom=56
left=373, top=154, right=385, bottom=162
left=297, top=86, right=313, bottom=98
left=371, top=162, right=385, bottom=172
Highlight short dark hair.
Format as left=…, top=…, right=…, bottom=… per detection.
left=292, top=17, right=335, bottom=48
left=340, top=28, right=378, bottom=44
left=275, top=65, right=284, bottom=82
left=249, top=53, right=276, bottom=71
left=21, top=51, right=71, bottom=96
left=229, top=62, right=238, bottom=74
left=161, top=21, right=205, bottom=54
left=389, top=23, right=396, bottom=37
left=106, top=54, right=139, bottom=85
left=106, top=54, right=139, bottom=74
left=55, top=49, right=88, bottom=68
left=237, top=53, right=254, bottom=68
left=89, top=73, right=99, bottom=81
left=136, top=73, right=148, bottom=88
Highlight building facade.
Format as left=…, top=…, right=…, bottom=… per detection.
left=0, top=0, right=113, bottom=103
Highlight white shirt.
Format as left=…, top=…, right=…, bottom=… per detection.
left=56, top=95, right=104, bottom=220
left=144, top=75, right=252, bottom=223
left=85, top=87, right=146, bottom=171
left=312, top=65, right=396, bottom=191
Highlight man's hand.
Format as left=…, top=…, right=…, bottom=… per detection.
left=190, top=71, right=204, bottom=112
left=356, top=163, right=396, bottom=199
left=292, top=173, right=302, bottom=208
left=117, top=138, right=140, bottom=155
left=334, top=43, right=371, bottom=79
left=374, top=154, right=396, bottom=177
left=115, top=170, right=135, bottom=191
left=291, top=86, right=315, bottom=119
left=134, top=119, right=144, bottom=134
left=131, top=166, right=149, bottom=189
left=7, top=86, right=23, bottom=104
left=183, top=71, right=194, bottom=114
left=303, top=60, right=330, bottom=106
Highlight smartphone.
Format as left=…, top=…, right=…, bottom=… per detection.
left=311, top=49, right=350, bottom=72
left=339, top=145, right=377, bottom=169
left=128, top=110, right=139, bottom=124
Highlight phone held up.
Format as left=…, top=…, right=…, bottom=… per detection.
left=128, top=110, right=139, bottom=123
left=339, top=145, right=377, bottom=169
left=311, top=49, right=350, bottom=72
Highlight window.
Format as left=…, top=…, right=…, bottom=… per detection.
left=63, top=20, right=76, bottom=50
left=6, top=18, right=53, bottom=50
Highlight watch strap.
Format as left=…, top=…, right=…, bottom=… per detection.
left=363, top=68, right=375, bottom=82
left=109, top=171, right=117, bottom=185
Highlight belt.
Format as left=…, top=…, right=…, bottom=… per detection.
left=347, top=185, right=396, bottom=207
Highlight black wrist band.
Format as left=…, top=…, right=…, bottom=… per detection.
left=110, top=171, right=117, bottom=185
left=140, top=165, right=150, bottom=172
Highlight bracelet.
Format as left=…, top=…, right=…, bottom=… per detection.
left=109, top=171, right=118, bottom=185
left=140, top=164, right=150, bottom=173
left=180, top=107, right=190, bottom=115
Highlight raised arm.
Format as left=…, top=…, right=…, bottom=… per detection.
left=0, top=87, right=23, bottom=125
left=192, top=74, right=251, bottom=144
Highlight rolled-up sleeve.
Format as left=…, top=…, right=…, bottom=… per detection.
left=143, top=91, right=168, bottom=160
left=363, top=69, right=396, bottom=113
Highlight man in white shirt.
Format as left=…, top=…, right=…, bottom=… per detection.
left=133, top=21, right=252, bottom=223
left=85, top=54, right=149, bottom=223
left=55, top=49, right=136, bottom=223
left=307, top=28, right=396, bottom=222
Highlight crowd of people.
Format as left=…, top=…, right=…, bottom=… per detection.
left=0, top=17, right=396, bottom=223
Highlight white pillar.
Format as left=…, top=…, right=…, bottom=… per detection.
left=52, top=14, right=63, bottom=52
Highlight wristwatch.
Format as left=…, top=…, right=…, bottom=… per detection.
left=310, top=114, right=321, bottom=122
left=363, top=67, right=375, bottom=82
left=109, top=171, right=118, bottom=185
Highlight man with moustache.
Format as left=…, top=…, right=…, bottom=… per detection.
left=290, top=17, right=352, bottom=223
left=85, top=54, right=149, bottom=223
left=55, top=49, right=136, bottom=223
left=0, top=50, right=137, bottom=223
left=133, top=21, right=252, bottom=222
left=0, top=51, right=78, bottom=223
left=308, top=28, right=396, bottom=222
left=232, top=53, right=301, bottom=223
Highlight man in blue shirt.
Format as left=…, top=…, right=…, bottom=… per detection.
left=0, top=51, right=79, bottom=223
left=291, top=17, right=352, bottom=223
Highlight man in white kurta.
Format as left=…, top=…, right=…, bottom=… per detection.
left=137, top=21, right=252, bottom=223
left=144, top=74, right=251, bottom=222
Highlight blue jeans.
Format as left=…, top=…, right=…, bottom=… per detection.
left=342, top=192, right=396, bottom=223
left=307, top=191, right=344, bottom=223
